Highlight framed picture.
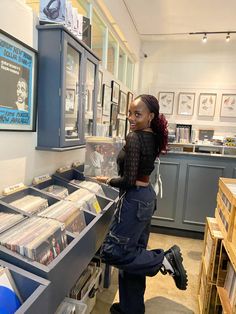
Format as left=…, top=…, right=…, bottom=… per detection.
left=119, top=91, right=127, bottom=115
left=125, top=118, right=130, bottom=136
left=97, top=70, right=103, bottom=104
left=65, top=88, right=75, bottom=114
left=0, top=29, right=37, bottom=131
left=127, top=92, right=134, bottom=109
left=220, top=94, right=236, bottom=117
left=158, top=92, right=174, bottom=115
left=117, top=118, right=126, bottom=139
left=111, top=80, right=120, bottom=104
left=198, top=93, right=216, bottom=117
left=110, top=103, right=118, bottom=131
left=178, top=93, right=195, bottom=116
left=102, top=84, right=111, bottom=116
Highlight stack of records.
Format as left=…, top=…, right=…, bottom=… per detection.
left=42, top=185, right=69, bottom=199
left=0, top=217, right=66, bottom=265
left=10, top=195, right=48, bottom=214
left=70, top=263, right=97, bottom=300
left=38, top=200, right=87, bottom=235
left=0, top=213, right=25, bottom=234
left=65, top=189, right=101, bottom=214
left=71, top=180, right=105, bottom=197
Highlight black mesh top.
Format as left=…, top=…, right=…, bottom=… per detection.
left=109, top=130, right=159, bottom=190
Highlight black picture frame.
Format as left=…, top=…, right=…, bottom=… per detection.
left=97, top=70, right=103, bottom=104
left=110, top=103, right=118, bottom=136
left=111, top=80, right=120, bottom=104
left=118, top=91, right=127, bottom=115
left=0, top=29, right=37, bottom=131
left=102, top=84, right=112, bottom=116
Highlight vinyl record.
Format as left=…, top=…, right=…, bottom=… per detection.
left=0, top=286, right=21, bottom=314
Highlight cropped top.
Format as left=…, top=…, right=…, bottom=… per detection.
left=109, top=130, right=159, bottom=190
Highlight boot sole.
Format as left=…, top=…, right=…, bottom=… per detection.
left=170, top=245, right=188, bottom=290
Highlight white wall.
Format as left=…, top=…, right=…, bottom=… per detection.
left=141, top=37, right=236, bottom=137
left=0, top=0, right=85, bottom=193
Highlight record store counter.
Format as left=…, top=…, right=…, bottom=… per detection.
left=0, top=182, right=117, bottom=314
left=150, top=151, right=236, bottom=234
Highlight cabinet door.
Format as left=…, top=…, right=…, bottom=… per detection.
left=61, top=34, right=85, bottom=147
left=83, top=52, right=99, bottom=137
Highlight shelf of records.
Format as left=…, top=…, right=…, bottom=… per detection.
left=198, top=178, right=236, bottom=313
left=0, top=259, right=50, bottom=314
left=0, top=169, right=118, bottom=313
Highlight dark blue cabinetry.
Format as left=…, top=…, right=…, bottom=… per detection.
left=37, top=25, right=99, bottom=150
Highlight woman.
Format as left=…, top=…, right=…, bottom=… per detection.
left=96, top=95, right=187, bottom=314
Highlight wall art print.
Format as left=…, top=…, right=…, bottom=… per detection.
left=198, top=93, right=216, bottom=117
left=220, top=94, right=236, bottom=117
left=177, top=93, right=195, bottom=116
left=158, top=92, right=174, bottom=115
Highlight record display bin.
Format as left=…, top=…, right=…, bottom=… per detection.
left=0, top=259, right=50, bottom=314
left=0, top=197, right=115, bottom=313
left=0, top=187, right=60, bottom=217
left=32, top=176, right=79, bottom=199
left=53, top=168, right=119, bottom=202
left=0, top=202, right=27, bottom=234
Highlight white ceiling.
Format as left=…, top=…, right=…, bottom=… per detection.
left=123, top=0, right=236, bottom=39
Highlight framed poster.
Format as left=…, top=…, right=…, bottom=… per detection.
left=158, top=92, right=174, bottom=115
left=220, top=94, right=236, bottom=117
left=0, top=30, right=37, bottom=131
left=127, top=91, right=134, bottom=110
left=111, top=80, right=120, bottom=104
left=110, top=103, right=118, bottom=131
left=117, top=118, right=126, bottom=139
left=102, top=84, right=111, bottom=116
left=198, top=93, right=216, bottom=117
left=119, top=91, right=127, bottom=115
left=178, top=93, right=195, bottom=116
left=97, top=70, right=103, bottom=104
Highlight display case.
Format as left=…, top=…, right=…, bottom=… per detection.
left=36, top=25, right=99, bottom=151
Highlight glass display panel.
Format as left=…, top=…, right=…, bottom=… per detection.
left=84, top=59, right=95, bottom=136
left=91, top=10, right=106, bottom=66
left=107, top=32, right=117, bottom=75
left=64, top=44, right=80, bottom=141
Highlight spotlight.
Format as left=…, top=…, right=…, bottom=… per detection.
left=202, top=33, right=207, bottom=43
left=226, top=33, right=230, bottom=42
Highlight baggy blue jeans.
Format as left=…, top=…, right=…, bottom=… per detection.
left=100, top=185, right=165, bottom=314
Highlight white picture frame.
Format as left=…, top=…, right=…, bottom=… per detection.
left=158, top=92, right=174, bottom=115
left=220, top=94, right=236, bottom=117
left=178, top=93, right=195, bottom=116
left=198, top=93, right=216, bottom=117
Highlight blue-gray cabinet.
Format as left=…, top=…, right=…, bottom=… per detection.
left=151, top=153, right=236, bottom=232
left=37, top=25, right=99, bottom=150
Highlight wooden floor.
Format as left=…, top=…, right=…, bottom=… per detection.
left=92, top=232, right=203, bottom=314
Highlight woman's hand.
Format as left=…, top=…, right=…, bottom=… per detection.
left=96, top=176, right=110, bottom=184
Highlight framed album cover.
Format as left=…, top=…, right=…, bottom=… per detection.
left=158, top=92, right=174, bottom=115
left=118, top=91, right=127, bottom=115
left=198, top=93, right=216, bottom=117
left=177, top=93, right=195, bottom=116
left=111, top=80, right=120, bottom=104
left=102, top=84, right=112, bottom=116
left=220, top=94, right=236, bottom=117
left=117, top=118, right=126, bottom=139
left=0, top=29, right=37, bottom=131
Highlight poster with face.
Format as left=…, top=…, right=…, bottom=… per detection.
left=0, top=30, right=37, bottom=131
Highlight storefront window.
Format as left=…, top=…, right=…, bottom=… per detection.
left=107, top=32, right=117, bottom=75
left=118, top=47, right=126, bottom=83
left=126, top=58, right=134, bottom=89
left=91, top=10, right=106, bottom=66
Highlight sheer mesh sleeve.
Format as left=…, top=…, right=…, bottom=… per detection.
left=109, top=132, right=140, bottom=189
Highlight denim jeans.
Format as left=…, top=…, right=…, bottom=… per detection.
left=100, top=185, right=165, bottom=314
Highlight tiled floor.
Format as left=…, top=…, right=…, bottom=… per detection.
left=92, top=232, right=203, bottom=314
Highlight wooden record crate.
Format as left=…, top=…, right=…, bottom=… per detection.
left=216, top=241, right=236, bottom=314
left=202, top=217, right=223, bottom=284
left=215, top=178, right=236, bottom=244
left=198, top=260, right=217, bottom=314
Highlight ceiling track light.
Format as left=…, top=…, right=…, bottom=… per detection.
left=202, top=33, right=207, bottom=43
left=226, top=33, right=231, bottom=42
